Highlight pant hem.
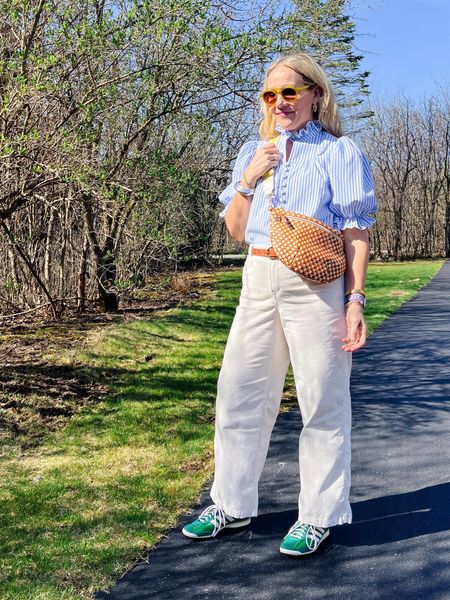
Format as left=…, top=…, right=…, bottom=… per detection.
left=298, top=512, right=352, bottom=528
left=210, top=491, right=256, bottom=519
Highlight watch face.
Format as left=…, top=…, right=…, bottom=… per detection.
left=345, top=293, right=366, bottom=307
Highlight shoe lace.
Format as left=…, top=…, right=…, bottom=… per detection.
left=287, top=521, right=326, bottom=551
left=198, top=504, right=227, bottom=537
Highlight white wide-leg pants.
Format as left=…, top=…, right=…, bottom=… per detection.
left=210, top=254, right=353, bottom=528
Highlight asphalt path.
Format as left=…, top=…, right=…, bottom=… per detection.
left=97, top=261, right=450, bottom=600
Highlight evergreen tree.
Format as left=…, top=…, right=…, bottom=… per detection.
left=279, top=0, right=372, bottom=125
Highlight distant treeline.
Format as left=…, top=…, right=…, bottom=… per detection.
left=364, top=97, right=450, bottom=260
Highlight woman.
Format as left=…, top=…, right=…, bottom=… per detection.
left=182, top=53, right=376, bottom=556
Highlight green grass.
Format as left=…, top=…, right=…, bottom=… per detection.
left=365, top=260, right=443, bottom=332
left=0, top=260, right=443, bottom=599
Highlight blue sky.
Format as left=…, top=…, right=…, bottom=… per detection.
left=351, top=0, right=450, bottom=101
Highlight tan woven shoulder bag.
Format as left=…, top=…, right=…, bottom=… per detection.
left=263, top=136, right=346, bottom=284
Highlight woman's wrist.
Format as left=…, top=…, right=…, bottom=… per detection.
left=345, top=288, right=365, bottom=297
left=345, top=292, right=366, bottom=308
left=242, top=170, right=258, bottom=189
left=234, top=181, right=255, bottom=196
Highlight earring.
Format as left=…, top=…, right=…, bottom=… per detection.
left=313, top=102, right=318, bottom=112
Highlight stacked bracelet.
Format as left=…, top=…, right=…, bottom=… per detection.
left=345, top=292, right=366, bottom=307
left=234, top=181, right=255, bottom=196
left=345, top=288, right=365, bottom=296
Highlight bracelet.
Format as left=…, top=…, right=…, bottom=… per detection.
left=345, top=288, right=365, bottom=297
left=234, top=181, right=255, bottom=196
left=345, top=292, right=366, bottom=307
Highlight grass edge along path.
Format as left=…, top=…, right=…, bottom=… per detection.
left=0, top=260, right=444, bottom=600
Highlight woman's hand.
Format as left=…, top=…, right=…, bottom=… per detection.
left=243, top=143, right=281, bottom=188
left=342, top=302, right=367, bottom=352
left=224, top=142, right=281, bottom=241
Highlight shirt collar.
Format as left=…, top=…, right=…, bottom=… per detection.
left=275, top=120, right=322, bottom=142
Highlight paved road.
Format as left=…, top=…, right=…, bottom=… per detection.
left=97, top=261, right=450, bottom=600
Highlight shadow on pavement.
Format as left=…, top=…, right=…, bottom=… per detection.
left=337, top=481, right=450, bottom=546
left=252, top=481, right=450, bottom=546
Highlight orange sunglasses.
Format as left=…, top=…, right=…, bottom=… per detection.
left=260, top=85, right=313, bottom=105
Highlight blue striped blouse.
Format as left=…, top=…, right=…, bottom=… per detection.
left=219, top=120, right=377, bottom=247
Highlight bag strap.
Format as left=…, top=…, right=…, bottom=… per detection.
left=262, top=135, right=280, bottom=204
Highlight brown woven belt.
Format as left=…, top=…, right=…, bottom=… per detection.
left=251, top=247, right=278, bottom=259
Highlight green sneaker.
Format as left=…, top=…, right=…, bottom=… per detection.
left=280, top=521, right=329, bottom=556
left=182, top=504, right=251, bottom=539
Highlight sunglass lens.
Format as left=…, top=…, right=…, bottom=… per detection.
left=282, top=88, right=298, bottom=99
left=263, top=91, right=277, bottom=104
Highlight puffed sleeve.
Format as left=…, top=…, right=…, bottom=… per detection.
left=218, top=140, right=259, bottom=218
left=328, top=136, right=377, bottom=230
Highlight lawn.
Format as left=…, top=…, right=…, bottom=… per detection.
left=0, top=260, right=443, bottom=599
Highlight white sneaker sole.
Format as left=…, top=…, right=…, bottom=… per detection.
left=182, top=518, right=251, bottom=539
left=279, top=528, right=330, bottom=555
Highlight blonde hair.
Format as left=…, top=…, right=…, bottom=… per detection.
left=259, top=53, right=343, bottom=140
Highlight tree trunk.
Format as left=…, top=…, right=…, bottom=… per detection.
left=446, top=200, right=450, bottom=258
left=77, top=235, right=89, bottom=312
left=96, top=254, right=118, bottom=312
left=44, top=203, right=57, bottom=285
left=59, top=194, right=71, bottom=299
left=81, top=191, right=119, bottom=312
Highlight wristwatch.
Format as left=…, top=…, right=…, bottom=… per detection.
left=345, top=292, right=366, bottom=307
